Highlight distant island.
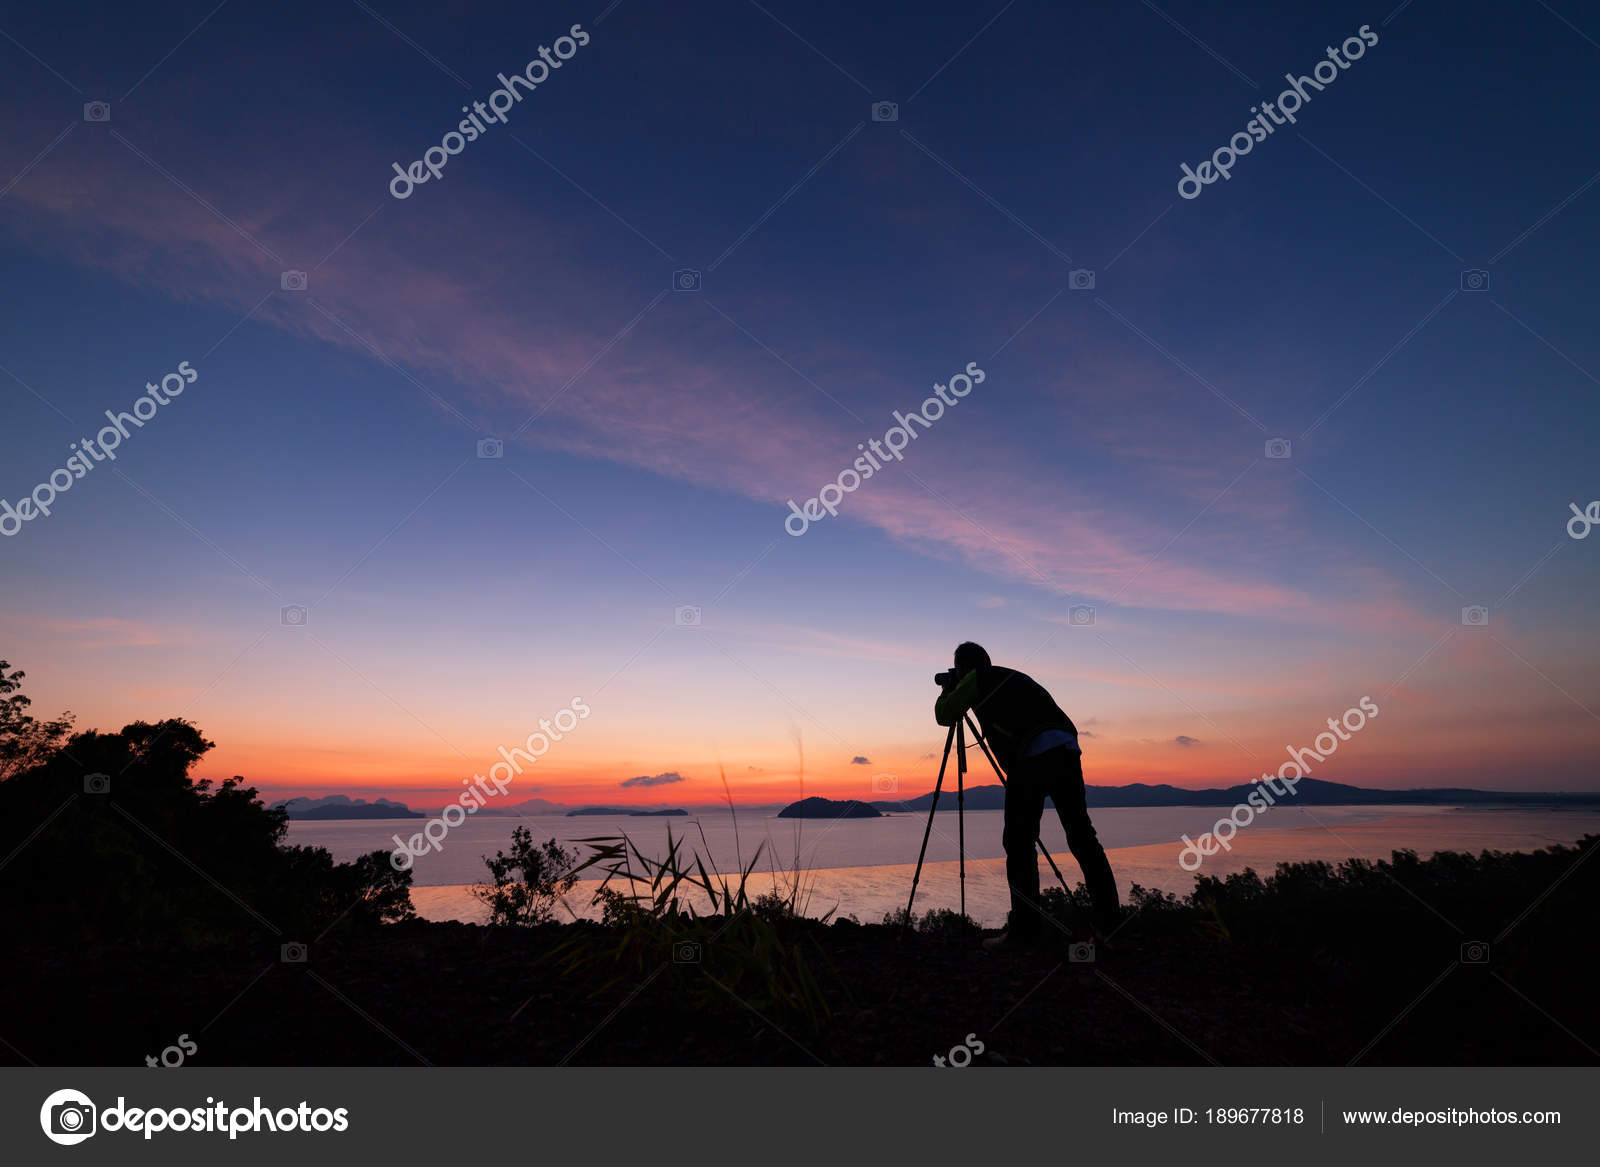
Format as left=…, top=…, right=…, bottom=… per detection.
left=566, top=806, right=689, bottom=817
left=778, top=797, right=881, bottom=819
left=273, top=795, right=422, bottom=820
left=777, top=777, right=1600, bottom=818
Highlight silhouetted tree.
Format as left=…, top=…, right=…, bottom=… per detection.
left=474, top=826, right=578, bottom=925
left=0, top=661, right=413, bottom=949
left=0, top=660, right=73, bottom=781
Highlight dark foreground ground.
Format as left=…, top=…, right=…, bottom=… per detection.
left=7, top=838, right=1599, bottom=1067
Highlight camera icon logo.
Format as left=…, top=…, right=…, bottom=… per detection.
left=83, top=102, right=111, bottom=123
left=674, top=604, right=702, bottom=628
left=1460, top=268, right=1490, bottom=293
left=871, top=774, right=898, bottom=794
left=281, top=941, right=308, bottom=963
left=1068, top=268, right=1096, bottom=290
left=673, top=940, right=701, bottom=963
left=83, top=773, right=110, bottom=795
left=672, top=269, right=702, bottom=292
left=1068, top=940, right=1096, bottom=963
left=280, top=270, right=308, bottom=292
left=40, top=1088, right=97, bottom=1145
left=871, top=101, right=899, bottom=122
left=1265, top=437, right=1292, bottom=460
left=1460, top=940, right=1490, bottom=964
left=477, top=438, right=504, bottom=459
left=1068, top=604, right=1095, bottom=627
left=1461, top=605, right=1489, bottom=627
left=280, top=605, right=307, bottom=627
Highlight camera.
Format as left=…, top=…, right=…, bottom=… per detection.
left=673, top=940, right=701, bottom=963
left=1460, top=940, right=1489, bottom=964
left=1068, top=604, right=1095, bottom=626
left=674, top=604, right=702, bottom=627
left=1461, top=605, right=1489, bottom=627
left=1460, top=268, right=1490, bottom=293
left=476, top=437, right=503, bottom=459
left=672, top=269, right=702, bottom=292
left=871, top=101, right=898, bottom=122
left=934, top=669, right=958, bottom=688
left=280, top=605, right=307, bottom=627
left=1068, top=268, right=1095, bottom=290
left=1265, top=438, right=1292, bottom=459
left=281, top=941, right=308, bottom=963
left=83, top=101, right=110, bottom=122
left=1068, top=940, right=1095, bottom=963
left=51, top=1100, right=95, bottom=1137
left=83, top=773, right=110, bottom=794
left=280, top=270, right=307, bottom=292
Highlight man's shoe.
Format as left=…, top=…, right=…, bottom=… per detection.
left=981, top=930, right=1041, bottom=953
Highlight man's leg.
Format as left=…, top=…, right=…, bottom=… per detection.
left=1047, top=749, right=1120, bottom=933
left=1002, top=763, right=1048, bottom=936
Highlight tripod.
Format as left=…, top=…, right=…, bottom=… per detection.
left=904, top=714, right=1071, bottom=923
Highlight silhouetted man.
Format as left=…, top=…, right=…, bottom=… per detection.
left=934, top=641, right=1118, bottom=950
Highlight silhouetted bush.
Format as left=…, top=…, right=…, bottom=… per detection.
left=915, top=908, right=981, bottom=936
left=473, top=825, right=579, bottom=925
left=0, top=695, right=413, bottom=950
left=550, top=827, right=834, bottom=1038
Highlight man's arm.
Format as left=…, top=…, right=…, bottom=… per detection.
left=934, top=671, right=977, bottom=727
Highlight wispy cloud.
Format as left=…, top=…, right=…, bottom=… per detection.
left=619, top=771, right=685, bottom=788
left=0, top=613, right=196, bottom=649
left=0, top=110, right=1430, bottom=629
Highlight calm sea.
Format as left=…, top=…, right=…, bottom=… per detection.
left=285, top=805, right=1600, bottom=928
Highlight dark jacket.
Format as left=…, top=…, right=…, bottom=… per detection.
left=934, top=664, right=1077, bottom=772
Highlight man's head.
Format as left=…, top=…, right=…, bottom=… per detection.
left=953, top=641, right=990, bottom=679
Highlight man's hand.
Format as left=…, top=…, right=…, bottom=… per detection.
left=934, top=669, right=977, bottom=726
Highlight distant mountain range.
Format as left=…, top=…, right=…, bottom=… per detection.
left=273, top=794, right=695, bottom=819
left=273, top=795, right=423, bottom=820
left=777, top=778, right=1600, bottom=817
left=566, top=806, right=688, bottom=817
left=476, top=797, right=570, bottom=816
left=276, top=778, right=1600, bottom=822
left=478, top=798, right=688, bottom=816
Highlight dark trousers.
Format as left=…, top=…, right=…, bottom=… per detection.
left=1002, top=747, right=1119, bottom=935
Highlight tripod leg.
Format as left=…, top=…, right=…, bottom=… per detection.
left=905, top=723, right=956, bottom=927
left=956, top=721, right=966, bottom=920
left=964, top=715, right=1072, bottom=894
left=965, top=715, right=1006, bottom=787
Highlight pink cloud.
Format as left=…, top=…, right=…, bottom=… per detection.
left=0, top=116, right=1432, bottom=628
